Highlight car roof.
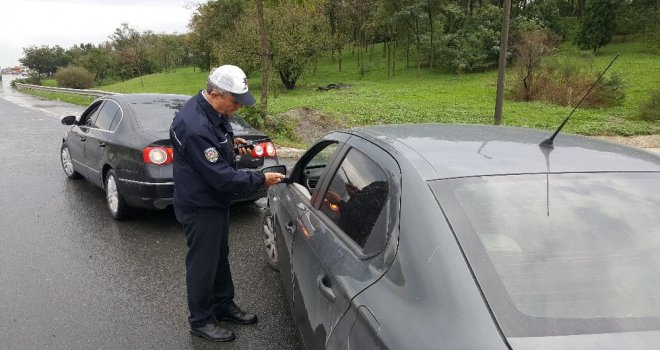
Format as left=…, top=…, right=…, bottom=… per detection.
left=347, top=124, right=660, bottom=180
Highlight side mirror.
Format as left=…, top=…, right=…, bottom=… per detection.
left=261, top=165, right=291, bottom=184
left=61, top=115, right=76, bottom=126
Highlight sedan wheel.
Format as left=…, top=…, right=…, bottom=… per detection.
left=60, top=143, right=82, bottom=179
left=105, top=169, right=129, bottom=220
left=261, top=207, right=279, bottom=271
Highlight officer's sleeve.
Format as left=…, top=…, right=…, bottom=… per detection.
left=185, top=134, right=265, bottom=194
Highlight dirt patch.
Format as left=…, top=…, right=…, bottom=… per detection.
left=280, top=108, right=347, bottom=145
left=590, top=134, right=660, bottom=148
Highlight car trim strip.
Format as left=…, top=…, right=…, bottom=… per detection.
left=72, top=159, right=100, bottom=173
left=80, top=99, right=124, bottom=134
left=118, top=178, right=174, bottom=186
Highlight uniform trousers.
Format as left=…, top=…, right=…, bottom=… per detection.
left=175, top=208, right=235, bottom=327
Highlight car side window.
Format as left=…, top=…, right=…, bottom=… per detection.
left=297, top=142, right=338, bottom=193
left=80, top=102, right=103, bottom=127
left=319, top=148, right=389, bottom=249
left=92, top=100, right=120, bottom=131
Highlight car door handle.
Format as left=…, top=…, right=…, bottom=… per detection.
left=285, top=221, right=296, bottom=235
left=80, top=137, right=86, bottom=142
left=99, top=142, right=106, bottom=148
left=317, top=275, right=336, bottom=303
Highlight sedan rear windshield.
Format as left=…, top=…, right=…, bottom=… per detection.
left=130, top=100, right=254, bottom=132
left=431, top=172, right=660, bottom=337
left=130, top=99, right=187, bottom=131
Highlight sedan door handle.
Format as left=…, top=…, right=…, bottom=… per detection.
left=285, top=221, right=296, bottom=235
left=99, top=142, right=106, bottom=148
left=80, top=137, right=86, bottom=142
left=317, top=275, right=336, bottom=303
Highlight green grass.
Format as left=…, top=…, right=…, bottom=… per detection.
left=18, top=88, right=95, bottom=106
left=94, top=39, right=660, bottom=139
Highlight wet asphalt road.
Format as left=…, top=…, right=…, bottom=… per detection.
left=0, top=76, right=301, bottom=349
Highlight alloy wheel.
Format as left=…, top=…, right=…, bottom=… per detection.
left=106, top=174, right=119, bottom=214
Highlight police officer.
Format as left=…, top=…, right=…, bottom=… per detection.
left=170, top=65, right=284, bottom=342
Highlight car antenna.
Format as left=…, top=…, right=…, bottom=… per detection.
left=540, top=54, right=619, bottom=148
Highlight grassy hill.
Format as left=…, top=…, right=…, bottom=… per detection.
left=95, top=39, right=660, bottom=140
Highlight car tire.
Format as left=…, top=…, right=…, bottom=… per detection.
left=261, top=207, right=280, bottom=271
left=60, top=143, right=82, bottom=179
left=105, top=169, right=129, bottom=220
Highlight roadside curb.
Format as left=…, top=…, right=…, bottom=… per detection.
left=276, top=146, right=306, bottom=159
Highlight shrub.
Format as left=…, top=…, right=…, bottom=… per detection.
left=510, top=29, right=560, bottom=101
left=239, top=105, right=264, bottom=130
left=10, top=73, right=43, bottom=87
left=54, top=66, right=95, bottom=89
left=637, top=88, right=660, bottom=122
left=509, top=55, right=626, bottom=109
left=266, top=113, right=300, bottom=143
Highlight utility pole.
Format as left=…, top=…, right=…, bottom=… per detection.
left=494, top=0, right=512, bottom=125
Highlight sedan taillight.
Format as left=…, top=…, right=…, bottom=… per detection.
left=143, top=147, right=173, bottom=165
left=250, top=142, right=276, bottom=158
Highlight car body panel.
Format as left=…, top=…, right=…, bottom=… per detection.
left=350, top=124, right=660, bottom=180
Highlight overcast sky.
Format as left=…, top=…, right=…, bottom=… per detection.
left=1, top=0, right=199, bottom=68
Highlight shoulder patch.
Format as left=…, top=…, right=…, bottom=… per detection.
left=204, top=147, right=219, bottom=163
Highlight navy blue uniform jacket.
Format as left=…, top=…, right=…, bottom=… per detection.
left=170, top=92, right=265, bottom=211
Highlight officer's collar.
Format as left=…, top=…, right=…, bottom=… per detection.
left=197, top=91, right=233, bottom=132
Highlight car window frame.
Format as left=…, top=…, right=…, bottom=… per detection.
left=312, top=136, right=401, bottom=260
left=289, top=133, right=351, bottom=204
left=91, top=99, right=122, bottom=132
left=78, top=100, right=104, bottom=128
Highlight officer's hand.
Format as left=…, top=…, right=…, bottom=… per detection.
left=234, top=137, right=250, bottom=156
left=264, top=173, right=285, bottom=188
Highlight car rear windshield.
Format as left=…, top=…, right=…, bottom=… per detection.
left=130, top=99, right=187, bottom=131
left=431, top=172, right=660, bottom=337
left=130, top=99, right=253, bottom=132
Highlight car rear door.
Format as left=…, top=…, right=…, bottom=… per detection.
left=291, top=136, right=401, bottom=349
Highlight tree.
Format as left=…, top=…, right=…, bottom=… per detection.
left=575, top=0, right=619, bottom=53
left=19, top=45, right=70, bottom=75
left=109, top=23, right=151, bottom=85
left=188, top=0, right=244, bottom=71
left=269, top=2, right=330, bottom=89
left=72, top=43, right=115, bottom=82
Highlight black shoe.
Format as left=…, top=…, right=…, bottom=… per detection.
left=219, top=303, right=258, bottom=324
left=190, top=322, right=236, bottom=342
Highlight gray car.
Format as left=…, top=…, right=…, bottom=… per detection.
left=260, top=124, right=660, bottom=350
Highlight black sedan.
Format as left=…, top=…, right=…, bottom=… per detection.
left=60, top=93, right=278, bottom=219
left=260, top=124, right=660, bottom=349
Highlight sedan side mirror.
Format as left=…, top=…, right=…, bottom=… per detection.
left=261, top=165, right=291, bottom=184
left=61, top=115, right=76, bottom=126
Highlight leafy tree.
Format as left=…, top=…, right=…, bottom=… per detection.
left=73, top=43, right=115, bottom=82
left=19, top=45, right=70, bottom=75
left=575, top=0, right=619, bottom=53
left=523, top=0, right=565, bottom=37
left=269, top=2, right=330, bottom=89
left=188, top=0, right=244, bottom=71
left=109, top=23, right=152, bottom=84
left=438, top=4, right=502, bottom=73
